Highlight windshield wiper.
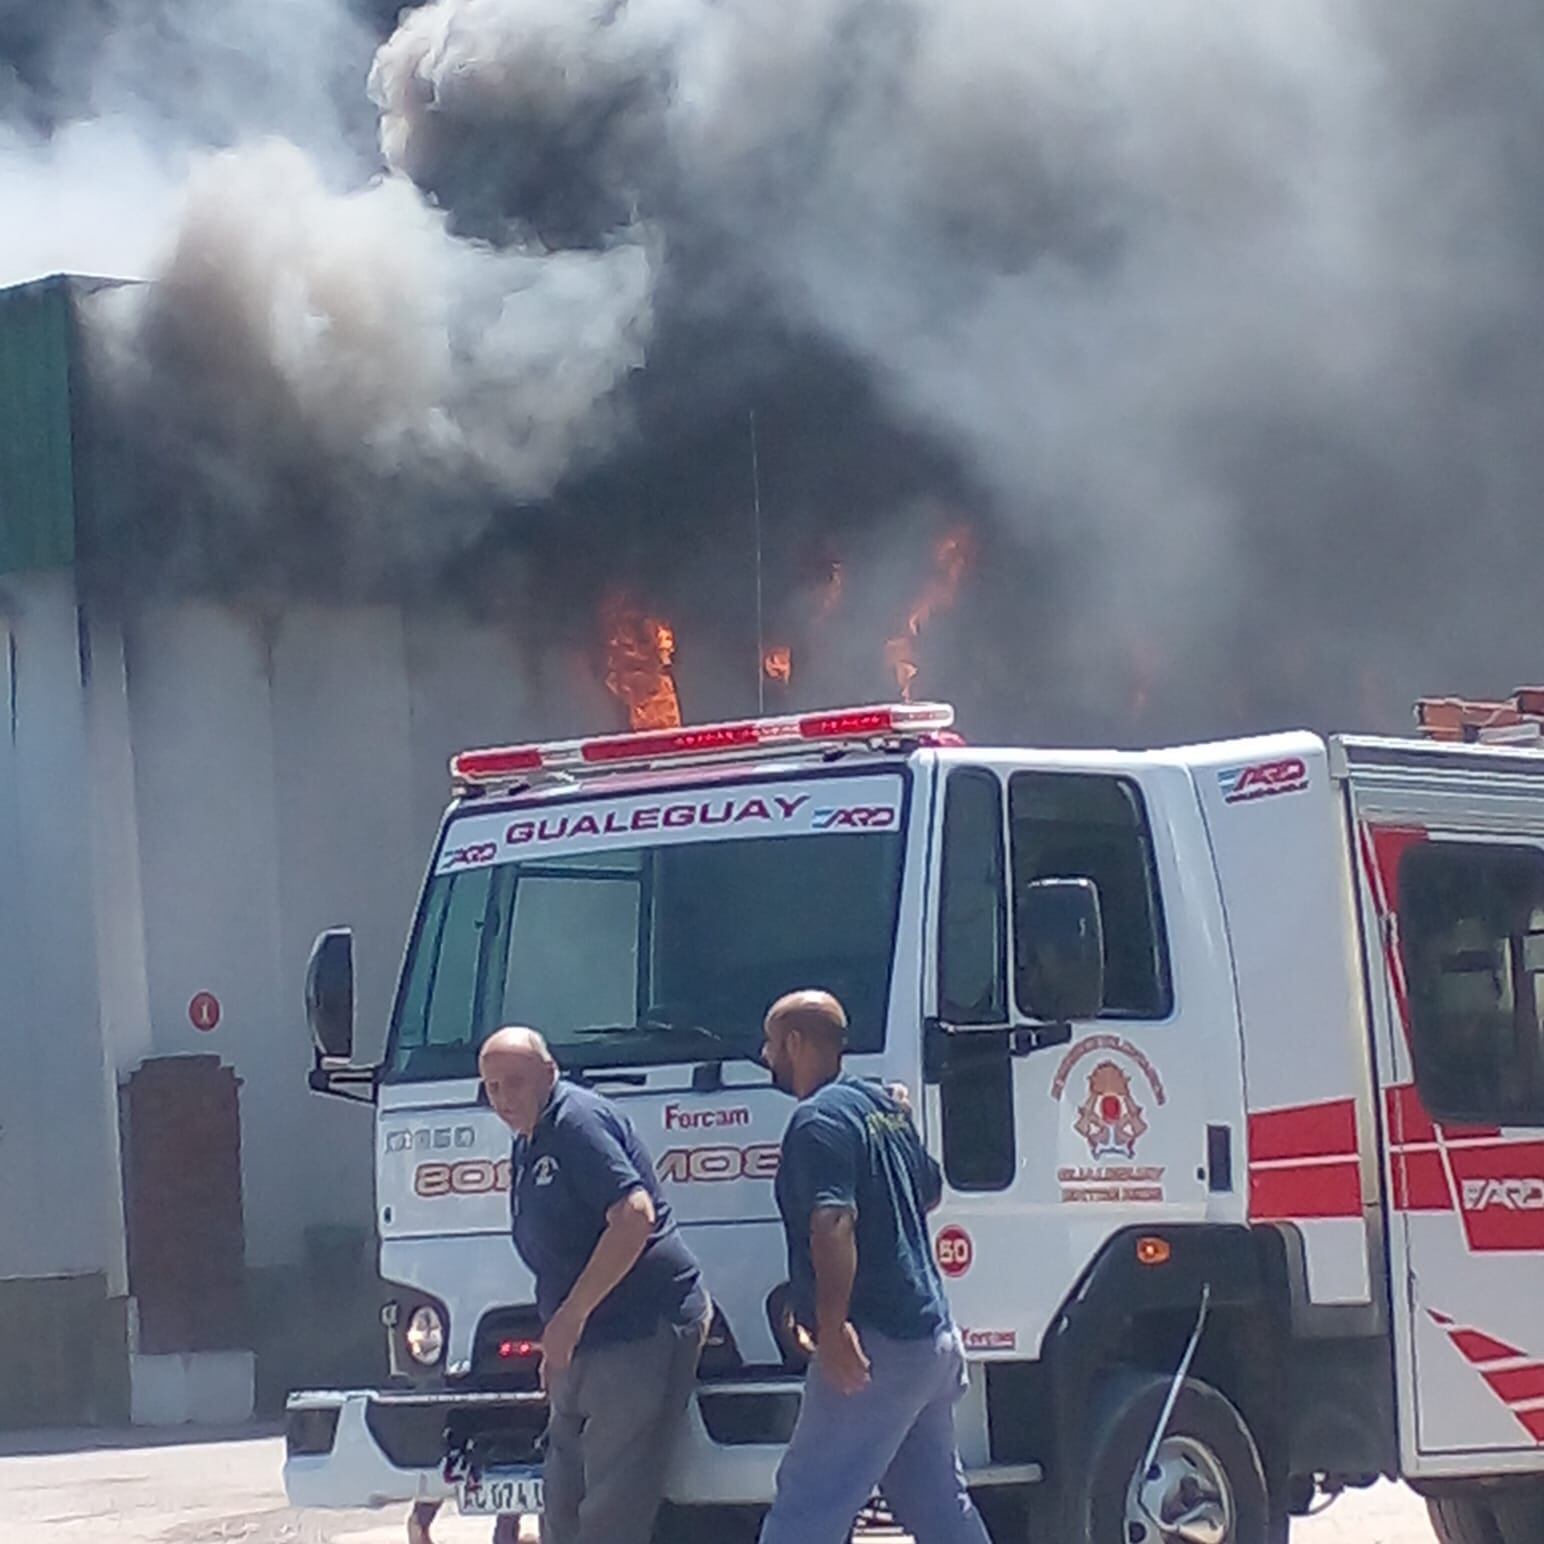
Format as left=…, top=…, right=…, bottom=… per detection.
left=576, top=1019, right=721, bottom=1042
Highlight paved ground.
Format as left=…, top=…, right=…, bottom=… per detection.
left=0, top=1427, right=1435, bottom=1543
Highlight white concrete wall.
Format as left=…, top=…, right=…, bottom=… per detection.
left=83, top=617, right=153, bottom=1296
left=0, top=572, right=116, bottom=1282
left=117, top=600, right=612, bottom=1271
left=0, top=584, right=622, bottom=1284
left=125, top=604, right=291, bottom=1265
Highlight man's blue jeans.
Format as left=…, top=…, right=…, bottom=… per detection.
left=758, top=1324, right=992, bottom=1544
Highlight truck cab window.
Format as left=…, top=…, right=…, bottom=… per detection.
left=1398, top=842, right=1544, bottom=1126
left=1009, top=772, right=1171, bottom=1019
left=382, top=783, right=907, bottom=1082
left=938, top=768, right=1007, bottom=1024
left=935, top=768, right=1014, bottom=1192
left=393, top=866, right=500, bottom=1077
left=501, top=858, right=643, bottom=1036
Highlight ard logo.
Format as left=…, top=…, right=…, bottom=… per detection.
left=1217, top=757, right=1309, bottom=805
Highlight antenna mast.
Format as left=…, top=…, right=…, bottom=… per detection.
left=750, top=410, right=765, bottom=714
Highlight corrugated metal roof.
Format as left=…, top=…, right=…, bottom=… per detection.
left=0, top=276, right=78, bottom=576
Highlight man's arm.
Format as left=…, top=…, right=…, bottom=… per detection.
left=564, top=1188, right=657, bottom=1320
left=809, top=1206, right=870, bottom=1393
left=795, top=1112, right=870, bottom=1396
left=811, top=1205, right=859, bottom=1342
left=541, top=1188, right=655, bottom=1381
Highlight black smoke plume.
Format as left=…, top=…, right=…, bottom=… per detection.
left=8, top=0, right=1544, bottom=741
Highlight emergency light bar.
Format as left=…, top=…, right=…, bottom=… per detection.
left=451, top=702, right=957, bottom=786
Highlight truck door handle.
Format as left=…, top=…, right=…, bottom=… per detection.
left=1010, top=1024, right=1074, bottom=1056
left=1206, top=1125, right=1234, bottom=1193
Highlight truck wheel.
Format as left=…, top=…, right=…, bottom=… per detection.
left=1067, top=1372, right=1286, bottom=1544
left=651, top=1502, right=765, bottom=1544
left=969, top=1484, right=1043, bottom=1542
left=1429, top=1488, right=1544, bottom=1544
left=1428, top=1495, right=1504, bottom=1544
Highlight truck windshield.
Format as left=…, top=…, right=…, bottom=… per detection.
left=383, top=774, right=907, bottom=1080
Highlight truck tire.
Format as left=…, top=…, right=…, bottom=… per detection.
left=1428, top=1495, right=1503, bottom=1544
left=1429, top=1488, right=1544, bottom=1544
left=1065, top=1372, right=1286, bottom=1544
left=970, top=1485, right=1019, bottom=1536
left=651, top=1502, right=765, bottom=1544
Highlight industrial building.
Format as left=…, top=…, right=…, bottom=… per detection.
left=0, top=273, right=614, bottom=1426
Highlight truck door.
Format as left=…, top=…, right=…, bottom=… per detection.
left=1359, top=822, right=1544, bottom=1463
left=921, top=758, right=1235, bottom=1361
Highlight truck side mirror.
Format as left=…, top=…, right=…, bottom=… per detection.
left=306, top=928, right=355, bottom=1063
left=1522, top=929, right=1544, bottom=976
left=1017, top=877, right=1104, bottom=1027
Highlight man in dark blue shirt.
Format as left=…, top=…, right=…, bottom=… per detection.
left=479, top=1027, right=709, bottom=1544
left=758, top=991, right=990, bottom=1544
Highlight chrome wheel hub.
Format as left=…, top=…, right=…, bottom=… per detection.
left=1125, top=1434, right=1235, bottom=1544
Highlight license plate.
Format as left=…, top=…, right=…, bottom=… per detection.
left=458, top=1470, right=544, bottom=1516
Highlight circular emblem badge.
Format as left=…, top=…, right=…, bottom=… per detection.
left=935, top=1223, right=974, bottom=1279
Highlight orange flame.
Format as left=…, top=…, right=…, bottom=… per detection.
left=764, top=645, right=792, bottom=685
left=886, top=528, right=972, bottom=701
left=601, top=592, right=682, bottom=731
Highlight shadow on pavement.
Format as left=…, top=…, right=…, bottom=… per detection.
left=0, top=1421, right=283, bottom=1458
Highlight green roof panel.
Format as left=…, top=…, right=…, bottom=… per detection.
left=0, top=278, right=78, bottom=576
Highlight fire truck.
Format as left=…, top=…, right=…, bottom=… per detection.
left=283, top=698, right=1544, bottom=1543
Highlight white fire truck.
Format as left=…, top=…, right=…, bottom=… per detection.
left=284, top=701, right=1544, bottom=1543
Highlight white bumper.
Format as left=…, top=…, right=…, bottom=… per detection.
left=283, top=1379, right=1042, bottom=1512
left=285, top=1390, right=452, bottom=1509
left=283, top=1381, right=794, bottom=1510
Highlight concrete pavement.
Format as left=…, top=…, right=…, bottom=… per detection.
left=0, top=1427, right=1435, bottom=1543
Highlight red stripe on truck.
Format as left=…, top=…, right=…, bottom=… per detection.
left=1248, top=1158, right=1362, bottom=1221
left=1389, top=1148, right=1452, bottom=1212
left=1483, top=1364, right=1544, bottom=1404
left=1248, top=1098, right=1358, bottom=1162
left=1449, top=1329, right=1527, bottom=1366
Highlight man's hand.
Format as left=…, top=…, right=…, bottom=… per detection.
left=815, top=1320, right=872, bottom=1395
left=539, top=1301, right=587, bottom=1387
left=886, top=1081, right=913, bottom=1118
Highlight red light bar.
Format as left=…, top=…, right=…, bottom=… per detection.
left=581, top=721, right=764, bottom=765
left=450, top=702, right=956, bottom=785
left=497, top=1338, right=538, bottom=1360
left=801, top=707, right=910, bottom=740
left=449, top=745, right=545, bottom=781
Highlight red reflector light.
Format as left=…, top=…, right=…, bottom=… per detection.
left=799, top=704, right=955, bottom=740
left=450, top=746, right=545, bottom=781
left=580, top=722, right=765, bottom=765
left=497, top=1338, right=538, bottom=1360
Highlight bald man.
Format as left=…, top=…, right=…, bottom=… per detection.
left=758, top=992, right=990, bottom=1544
left=479, top=1028, right=708, bottom=1544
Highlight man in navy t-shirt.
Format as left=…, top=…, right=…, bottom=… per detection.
left=479, top=1027, right=709, bottom=1544
left=759, top=991, right=989, bottom=1544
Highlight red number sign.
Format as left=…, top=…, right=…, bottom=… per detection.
left=935, top=1224, right=974, bottom=1278
left=189, top=992, right=222, bottom=1033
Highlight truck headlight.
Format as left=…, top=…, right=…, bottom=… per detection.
left=405, top=1305, right=446, bottom=1365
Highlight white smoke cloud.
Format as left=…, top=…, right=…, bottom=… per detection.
left=86, top=138, right=655, bottom=560
left=4, top=0, right=657, bottom=524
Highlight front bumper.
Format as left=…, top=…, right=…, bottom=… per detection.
left=284, top=1378, right=1045, bottom=1512
left=284, top=1379, right=802, bottom=1510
